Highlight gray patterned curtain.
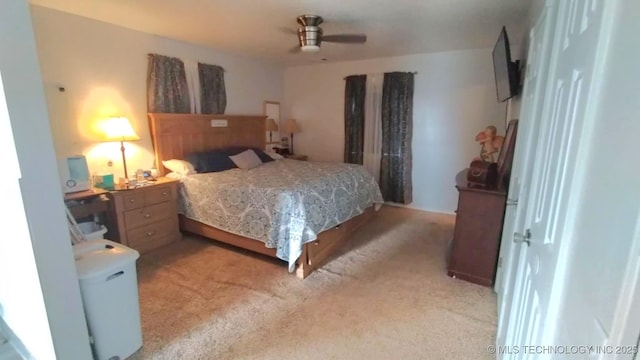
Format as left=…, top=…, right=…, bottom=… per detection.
left=380, top=72, right=414, bottom=204
left=198, top=63, right=227, bottom=114
left=147, top=54, right=190, bottom=113
left=344, top=75, right=367, bottom=164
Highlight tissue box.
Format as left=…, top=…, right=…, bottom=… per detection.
left=93, top=173, right=114, bottom=189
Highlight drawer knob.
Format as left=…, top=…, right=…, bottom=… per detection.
left=129, top=199, right=135, bottom=203
left=146, top=231, right=155, bottom=237
left=162, top=191, right=168, bottom=196
left=144, top=213, right=151, bottom=219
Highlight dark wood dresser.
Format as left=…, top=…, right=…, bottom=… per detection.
left=447, top=169, right=507, bottom=287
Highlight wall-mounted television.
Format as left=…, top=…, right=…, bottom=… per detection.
left=492, top=26, right=520, bottom=103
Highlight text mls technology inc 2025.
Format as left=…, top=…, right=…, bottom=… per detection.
left=487, top=345, right=638, bottom=356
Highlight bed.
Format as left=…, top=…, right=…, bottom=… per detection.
left=148, top=112, right=383, bottom=278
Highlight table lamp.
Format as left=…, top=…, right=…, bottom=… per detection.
left=283, top=118, right=300, bottom=154
left=266, top=118, right=278, bottom=143
left=102, top=116, right=140, bottom=179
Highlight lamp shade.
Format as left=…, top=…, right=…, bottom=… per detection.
left=283, top=118, right=300, bottom=134
left=102, top=117, right=140, bottom=142
left=266, top=118, right=279, bottom=131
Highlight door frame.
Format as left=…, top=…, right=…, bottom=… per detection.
left=608, top=215, right=640, bottom=358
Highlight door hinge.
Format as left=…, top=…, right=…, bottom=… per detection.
left=513, top=229, right=531, bottom=246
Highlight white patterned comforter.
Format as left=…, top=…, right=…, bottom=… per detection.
left=176, top=159, right=384, bottom=271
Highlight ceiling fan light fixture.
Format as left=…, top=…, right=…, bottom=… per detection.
left=301, top=45, right=320, bottom=53
left=287, top=14, right=367, bottom=55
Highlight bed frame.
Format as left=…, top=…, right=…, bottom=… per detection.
left=148, top=112, right=376, bottom=278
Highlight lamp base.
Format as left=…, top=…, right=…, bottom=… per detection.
left=121, top=140, right=129, bottom=179
left=290, top=133, right=294, bottom=154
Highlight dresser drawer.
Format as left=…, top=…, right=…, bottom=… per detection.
left=144, top=185, right=173, bottom=206
left=124, top=201, right=174, bottom=230
left=122, top=192, right=145, bottom=211
left=126, top=220, right=178, bottom=254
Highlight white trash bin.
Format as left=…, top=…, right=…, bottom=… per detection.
left=77, top=221, right=108, bottom=241
left=73, top=239, right=142, bottom=360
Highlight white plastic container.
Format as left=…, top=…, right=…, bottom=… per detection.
left=77, top=221, right=108, bottom=241
left=73, top=239, right=142, bottom=360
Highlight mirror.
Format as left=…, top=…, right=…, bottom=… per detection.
left=263, top=101, right=280, bottom=147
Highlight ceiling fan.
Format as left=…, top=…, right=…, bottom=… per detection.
left=286, top=15, right=367, bottom=53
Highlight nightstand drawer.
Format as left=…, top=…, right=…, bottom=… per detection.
left=122, top=192, right=145, bottom=211
left=126, top=220, right=178, bottom=254
left=145, top=185, right=173, bottom=206
left=124, top=201, right=173, bottom=229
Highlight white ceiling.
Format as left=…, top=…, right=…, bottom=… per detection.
left=30, top=0, right=532, bottom=66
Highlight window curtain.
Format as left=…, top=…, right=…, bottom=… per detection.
left=380, top=72, right=414, bottom=204
left=183, top=59, right=201, bottom=114
left=363, top=74, right=383, bottom=183
left=147, top=54, right=191, bottom=113
left=344, top=75, right=367, bottom=164
left=198, top=63, right=226, bottom=114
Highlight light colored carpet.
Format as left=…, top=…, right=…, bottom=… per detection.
left=130, top=206, right=497, bottom=360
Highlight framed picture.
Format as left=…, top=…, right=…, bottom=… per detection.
left=263, top=100, right=280, bottom=146
left=497, top=119, right=519, bottom=190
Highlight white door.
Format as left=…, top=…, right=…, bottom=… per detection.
left=495, top=2, right=557, bottom=353
left=503, top=0, right=607, bottom=358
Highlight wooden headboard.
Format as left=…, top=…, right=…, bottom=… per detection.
left=148, top=113, right=267, bottom=176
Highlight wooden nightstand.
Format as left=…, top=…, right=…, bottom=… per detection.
left=105, top=177, right=181, bottom=254
left=284, top=154, right=308, bottom=161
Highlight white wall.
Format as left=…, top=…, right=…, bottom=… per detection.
left=506, top=0, right=545, bottom=120
left=0, top=1, right=92, bottom=359
left=30, top=5, right=284, bottom=180
left=0, top=70, right=54, bottom=360
left=283, top=49, right=507, bottom=213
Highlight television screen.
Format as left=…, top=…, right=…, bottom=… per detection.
left=492, top=26, right=516, bottom=102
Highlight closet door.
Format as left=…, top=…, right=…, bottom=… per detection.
left=502, top=0, right=609, bottom=358
left=495, top=1, right=557, bottom=353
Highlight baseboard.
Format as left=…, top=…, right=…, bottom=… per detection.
left=0, top=315, right=32, bottom=360
left=383, top=202, right=456, bottom=216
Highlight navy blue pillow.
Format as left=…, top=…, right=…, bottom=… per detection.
left=185, top=151, right=236, bottom=173
left=186, top=147, right=273, bottom=173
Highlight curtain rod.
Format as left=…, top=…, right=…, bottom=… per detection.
left=343, top=71, right=417, bottom=80
left=147, top=53, right=226, bottom=72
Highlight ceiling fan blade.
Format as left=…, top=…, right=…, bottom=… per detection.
left=322, top=34, right=367, bottom=43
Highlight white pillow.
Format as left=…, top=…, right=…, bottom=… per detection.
left=165, top=171, right=186, bottom=179
left=229, top=149, right=263, bottom=170
left=266, top=151, right=284, bottom=160
left=162, top=159, right=196, bottom=175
